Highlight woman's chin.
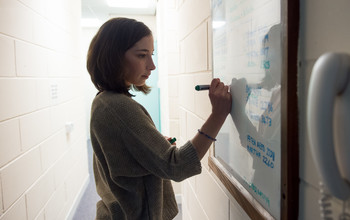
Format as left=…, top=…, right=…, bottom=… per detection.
left=135, top=82, right=146, bottom=87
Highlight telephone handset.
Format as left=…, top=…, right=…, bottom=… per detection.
left=307, top=52, right=350, bottom=200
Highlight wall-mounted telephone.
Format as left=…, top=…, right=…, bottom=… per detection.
left=307, top=52, right=350, bottom=201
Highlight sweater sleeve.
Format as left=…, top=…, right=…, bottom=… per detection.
left=91, top=92, right=202, bottom=182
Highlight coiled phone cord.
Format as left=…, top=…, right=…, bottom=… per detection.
left=319, top=181, right=333, bottom=220
left=319, top=182, right=350, bottom=220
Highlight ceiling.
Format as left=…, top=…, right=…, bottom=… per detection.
left=82, top=0, right=157, bottom=23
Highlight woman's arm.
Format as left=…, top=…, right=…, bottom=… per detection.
left=191, top=78, right=232, bottom=160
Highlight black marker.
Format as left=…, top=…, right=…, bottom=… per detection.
left=195, top=85, right=210, bottom=91
left=169, top=137, right=176, bottom=144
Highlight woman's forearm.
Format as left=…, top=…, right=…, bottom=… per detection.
left=191, top=113, right=228, bottom=160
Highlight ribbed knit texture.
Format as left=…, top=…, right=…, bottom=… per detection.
left=90, top=91, right=202, bottom=220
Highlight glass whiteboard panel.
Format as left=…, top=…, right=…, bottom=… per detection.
left=212, top=0, right=282, bottom=218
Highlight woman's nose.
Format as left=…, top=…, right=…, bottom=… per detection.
left=148, top=57, right=156, bottom=70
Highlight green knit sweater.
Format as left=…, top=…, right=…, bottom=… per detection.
left=90, top=91, right=202, bottom=220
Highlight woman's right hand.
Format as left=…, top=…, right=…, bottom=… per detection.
left=209, top=78, right=232, bottom=118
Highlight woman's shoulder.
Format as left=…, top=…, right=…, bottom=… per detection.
left=94, top=91, right=137, bottom=107
left=91, top=91, right=153, bottom=128
left=92, top=91, right=146, bottom=116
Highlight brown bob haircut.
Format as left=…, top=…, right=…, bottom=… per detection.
left=87, top=17, right=152, bottom=96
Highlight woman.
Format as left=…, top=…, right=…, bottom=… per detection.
left=87, top=17, right=231, bottom=220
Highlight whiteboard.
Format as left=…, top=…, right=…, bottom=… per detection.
left=212, top=0, right=282, bottom=218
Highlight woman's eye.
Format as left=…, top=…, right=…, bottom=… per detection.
left=138, top=54, right=146, bottom=58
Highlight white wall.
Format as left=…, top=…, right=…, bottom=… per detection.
left=0, top=0, right=89, bottom=219
left=298, top=0, right=350, bottom=219
left=156, top=0, right=182, bottom=196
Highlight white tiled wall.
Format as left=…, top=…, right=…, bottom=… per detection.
left=25, top=170, right=55, bottom=220
left=1, top=147, right=42, bottom=210
left=0, top=36, right=16, bottom=77
left=0, top=0, right=88, bottom=219
left=298, top=0, right=350, bottom=219
left=0, top=119, right=21, bottom=168
left=0, top=197, right=27, bottom=220
left=157, top=0, right=183, bottom=196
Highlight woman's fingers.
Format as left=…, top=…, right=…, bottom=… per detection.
left=210, top=78, right=218, bottom=92
left=209, top=79, right=232, bottom=116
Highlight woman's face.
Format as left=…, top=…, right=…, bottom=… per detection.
left=124, top=35, right=156, bottom=86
